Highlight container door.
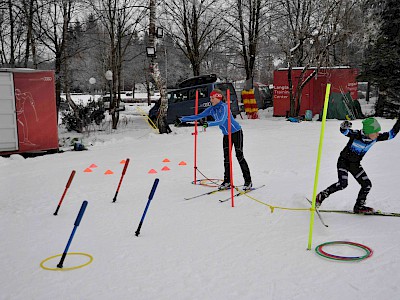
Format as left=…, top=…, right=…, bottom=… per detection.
left=0, top=72, right=18, bottom=152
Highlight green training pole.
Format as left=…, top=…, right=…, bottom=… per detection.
left=307, top=83, right=331, bottom=250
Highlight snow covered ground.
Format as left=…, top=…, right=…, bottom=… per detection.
left=2, top=105, right=400, bottom=299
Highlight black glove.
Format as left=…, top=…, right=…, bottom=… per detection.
left=340, top=121, right=352, bottom=129
left=174, top=117, right=182, bottom=127
left=202, top=121, right=208, bottom=129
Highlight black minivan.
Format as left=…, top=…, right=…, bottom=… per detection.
left=149, top=74, right=240, bottom=124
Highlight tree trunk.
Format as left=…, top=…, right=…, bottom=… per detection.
left=287, top=66, right=295, bottom=117
left=149, top=0, right=169, bottom=134
left=375, top=91, right=385, bottom=117
left=7, top=0, right=15, bottom=67
left=294, top=69, right=306, bottom=116
left=55, top=54, right=63, bottom=114
left=23, top=0, right=35, bottom=67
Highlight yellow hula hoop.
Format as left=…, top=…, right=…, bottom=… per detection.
left=40, top=252, right=93, bottom=271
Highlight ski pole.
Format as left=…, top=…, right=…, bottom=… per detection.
left=135, top=178, right=159, bottom=237
left=57, top=201, right=88, bottom=268
left=54, top=170, right=76, bottom=215
left=113, top=158, right=130, bottom=203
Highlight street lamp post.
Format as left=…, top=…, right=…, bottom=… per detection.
left=89, top=77, right=96, bottom=102
left=105, top=70, right=113, bottom=112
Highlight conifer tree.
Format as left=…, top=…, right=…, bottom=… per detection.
left=360, top=0, right=400, bottom=117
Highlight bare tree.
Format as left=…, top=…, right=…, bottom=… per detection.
left=21, top=0, right=38, bottom=67
left=0, top=0, right=30, bottom=67
left=0, top=0, right=51, bottom=69
left=225, top=0, right=272, bottom=85
left=162, top=0, right=230, bottom=76
left=90, top=0, right=147, bottom=129
left=34, top=0, right=77, bottom=114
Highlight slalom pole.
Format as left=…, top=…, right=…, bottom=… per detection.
left=227, top=90, right=235, bottom=207
left=113, top=158, right=130, bottom=203
left=193, top=90, right=199, bottom=184
left=307, top=83, right=331, bottom=250
left=57, top=201, right=88, bottom=268
left=135, top=178, right=160, bottom=237
left=53, top=170, right=76, bottom=215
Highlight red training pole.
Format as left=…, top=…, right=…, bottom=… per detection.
left=113, top=158, right=130, bottom=202
left=53, top=170, right=76, bottom=215
left=193, top=89, right=199, bottom=184
left=227, top=90, right=235, bottom=207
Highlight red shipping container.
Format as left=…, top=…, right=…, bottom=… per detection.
left=0, top=69, right=58, bottom=155
left=273, top=67, right=359, bottom=117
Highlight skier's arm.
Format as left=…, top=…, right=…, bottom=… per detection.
left=377, top=118, right=400, bottom=141
left=180, top=106, right=212, bottom=122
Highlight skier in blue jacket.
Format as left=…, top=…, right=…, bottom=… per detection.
left=316, top=117, right=400, bottom=213
left=180, top=89, right=252, bottom=190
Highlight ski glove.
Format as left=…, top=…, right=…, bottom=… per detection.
left=340, top=120, right=352, bottom=129
left=202, top=121, right=208, bottom=129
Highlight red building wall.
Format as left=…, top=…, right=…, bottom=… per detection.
left=273, top=67, right=359, bottom=117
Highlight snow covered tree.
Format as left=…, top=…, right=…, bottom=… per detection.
left=359, top=0, right=400, bottom=117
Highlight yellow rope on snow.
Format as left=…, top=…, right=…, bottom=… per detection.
left=234, top=187, right=311, bottom=214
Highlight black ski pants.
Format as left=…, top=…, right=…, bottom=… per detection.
left=323, top=157, right=372, bottom=204
left=222, top=129, right=252, bottom=183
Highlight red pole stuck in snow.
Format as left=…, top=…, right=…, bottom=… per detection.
left=54, top=170, right=76, bottom=215
left=227, top=90, right=235, bottom=207
left=113, top=158, right=130, bottom=202
left=193, top=90, right=199, bottom=184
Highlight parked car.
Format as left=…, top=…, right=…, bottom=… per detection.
left=149, top=74, right=240, bottom=124
left=100, top=94, right=125, bottom=111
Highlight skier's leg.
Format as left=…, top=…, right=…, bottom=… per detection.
left=232, top=130, right=251, bottom=183
left=222, top=135, right=230, bottom=183
left=349, top=163, right=372, bottom=208
left=317, top=158, right=349, bottom=206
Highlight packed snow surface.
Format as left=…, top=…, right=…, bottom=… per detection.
left=1, top=108, right=400, bottom=299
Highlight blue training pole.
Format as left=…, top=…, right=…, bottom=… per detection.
left=57, top=201, right=88, bottom=268
left=135, top=179, right=160, bottom=237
